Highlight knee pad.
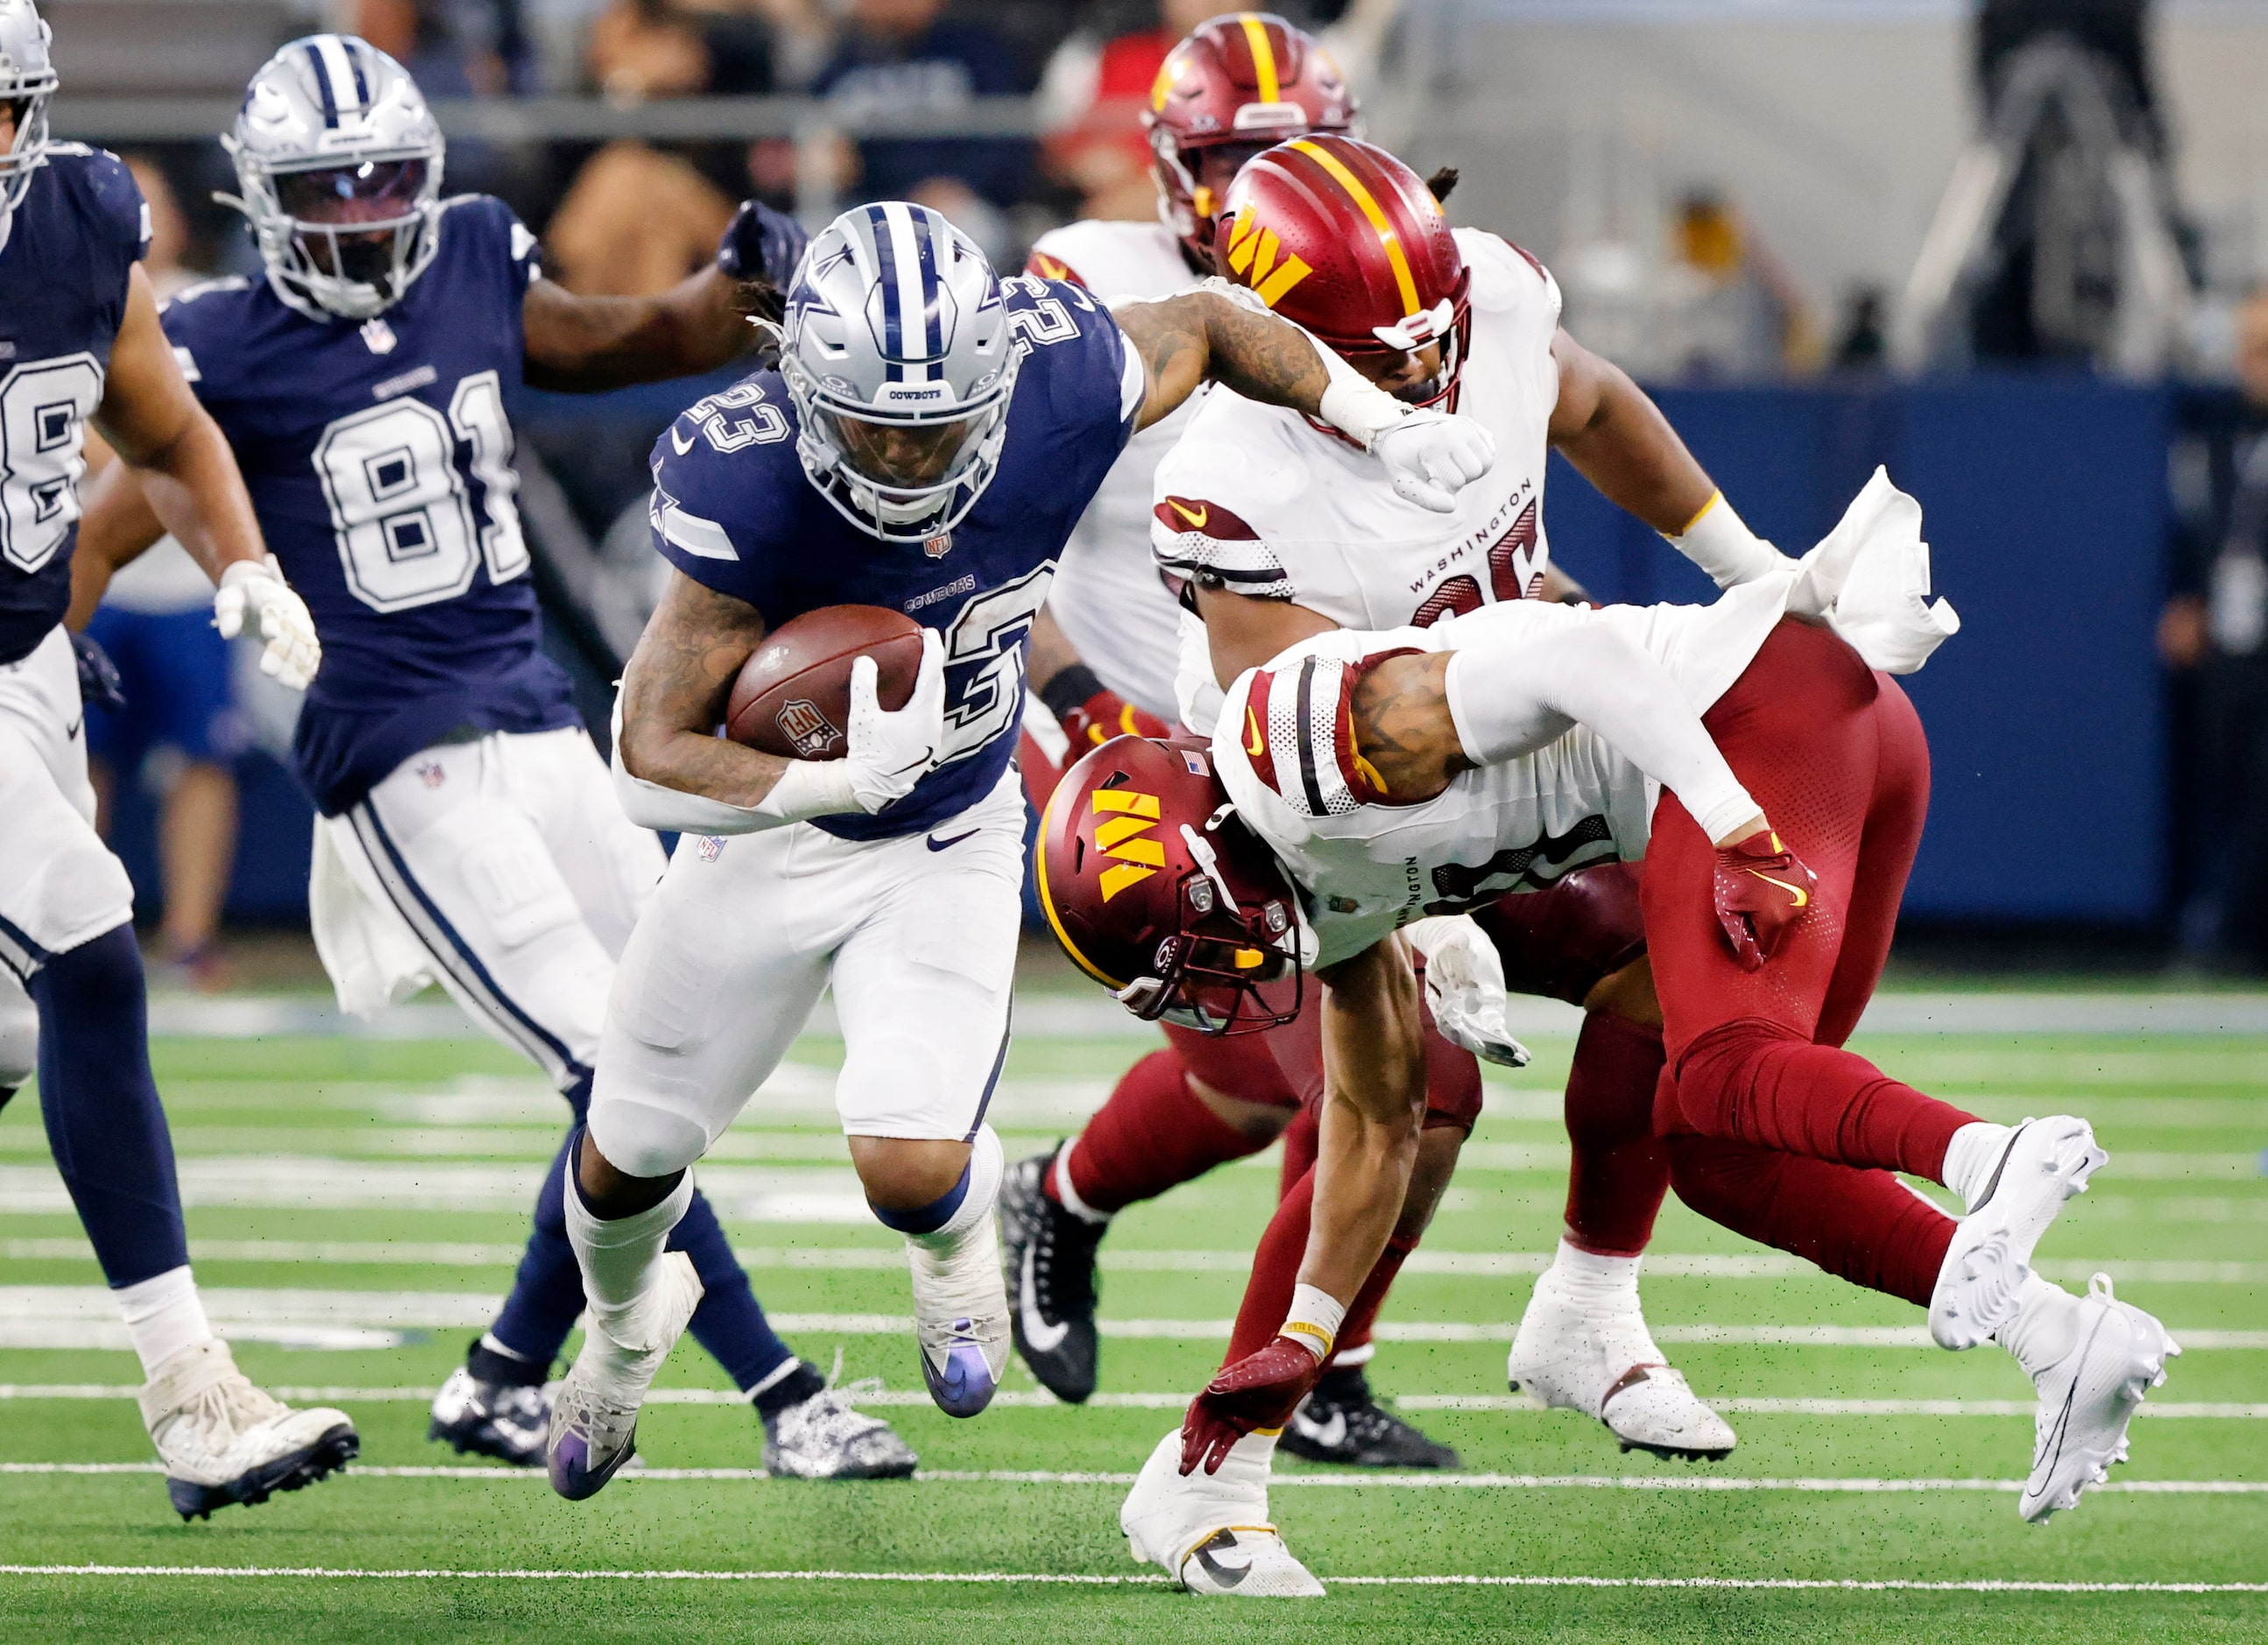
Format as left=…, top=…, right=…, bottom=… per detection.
left=587, top=1097, right=710, bottom=1180
left=1471, top=862, right=1647, bottom=1006
left=0, top=974, right=37, bottom=1090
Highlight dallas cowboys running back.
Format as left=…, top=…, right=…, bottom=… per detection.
left=72, top=34, right=916, bottom=1480
left=0, top=0, right=355, bottom=1519
left=546, top=199, right=1501, bottom=1500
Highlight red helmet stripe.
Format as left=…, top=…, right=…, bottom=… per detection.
left=1287, top=138, right=1422, bottom=317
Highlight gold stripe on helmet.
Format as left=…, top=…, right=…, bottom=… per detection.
left=1287, top=138, right=1422, bottom=318
left=1240, top=14, right=1281, bottom=104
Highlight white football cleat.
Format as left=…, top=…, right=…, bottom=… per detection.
left=1932, top=1117, right=2107, bottom=1350
left=141, top=1338, right=357, bottom=1521
left=1508, top=1262, right=1736, bottom=1460
left=547, top=1251, right=702, bottom=1500
left=762, top=1382, right=919, bottom=1480
left=1120, top=1428, right=1325, bottom=1598
left=908, top=1211, right=1010, bottom=1418
left=2019, top=1274, right=2178, bottom=1523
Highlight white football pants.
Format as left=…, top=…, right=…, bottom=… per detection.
left=588, top=766, right=1026, bottom=1177
left=314, top=726, right=663, bottom=1091
left=0, top=625, right=138, bottom=1084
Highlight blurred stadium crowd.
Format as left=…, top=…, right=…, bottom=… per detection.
left=45, top=0, right=2268, bottom=979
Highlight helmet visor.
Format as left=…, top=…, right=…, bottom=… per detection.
left=818, top=407, right=981, bottom=492
left=274, top=157, right=430, bottom=225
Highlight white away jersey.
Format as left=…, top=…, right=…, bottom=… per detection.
left=1024, top=219, right=1204, bottom=719
left=1157, top=229, right=1563, bottom=725
left=1213, top=588, right=1793, bottom=969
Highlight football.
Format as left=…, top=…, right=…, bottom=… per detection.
left=724, top=604, right=925, bottom=760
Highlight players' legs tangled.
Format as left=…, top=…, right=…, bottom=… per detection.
left=1646, top=620, right=2175, bottom=1519
left=3, top=630, right=357, bottom=1516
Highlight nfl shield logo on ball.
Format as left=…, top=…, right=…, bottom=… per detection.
left=923, top=532, right=953, bottom=559
left=775, top=698, right=844, bottom=757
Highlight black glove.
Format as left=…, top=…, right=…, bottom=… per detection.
left=717, top=198, right=809, bottom=292
left=71, top=630, right=126, bottom=715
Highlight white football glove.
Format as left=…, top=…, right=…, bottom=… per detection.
left=1407, top=914, right=1530, bottom=1069
left=1371, top=409, right=1498, bottom=512
left=215, top=555, right=321, bottom=691
left=842, top=626, right=947, bottom=814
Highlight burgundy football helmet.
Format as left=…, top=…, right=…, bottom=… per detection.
left=1145, top=12, right=1357, bottom=265
left=1215, top=134, right=1473, bottom=413
left=1036, top=736, right=1304, bottom=1035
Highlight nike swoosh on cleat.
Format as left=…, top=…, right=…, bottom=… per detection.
left=1972, top=1120, right=2030, bottom=1214
left=928, top=829, right=979, bottom=852
left=1191, top=1531, right=1251, bottom=1589
left=1294, top=1409, right=1347, bottom=1451
left=1019, top=1244, right=1070, bottom=1353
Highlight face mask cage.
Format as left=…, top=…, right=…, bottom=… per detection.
left=0, top=79, right=55, bottom=220
left=230, top=150, right=441, bottom=320
left=779, top=341, right=1020, bottom=544
left=1315, top=267, right=1475, bottom=415
left=1108, top=864, right=1304, bottom=1037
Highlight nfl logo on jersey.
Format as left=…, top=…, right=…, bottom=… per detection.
left=776, top=699, right=844, bottom=757
left=923, top=532, right=953, bottom=559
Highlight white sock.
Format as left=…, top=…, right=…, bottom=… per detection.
left=1550, top=1239, right=1641, bottom=1304
left=117, top=1266, right=215, bottom=1380
left=909, top=1125, right=1004, bottom=1257
left=1995, top=1271, right=2081, bottom=1379
left=1941, top=1121, right=2017, bottom=1211
left=562, top=1158, right=692, bottom=1343
left=1049, top=1136, right=1110, bottom=1226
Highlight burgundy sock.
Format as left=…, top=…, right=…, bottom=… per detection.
left=1226, top=1165, right=1316, bottom=1363
left=1563, top=1011, right=1671, bottom=1257
left=1054, top=1048, right=1268, bottom=1216
left=1674, top=1022, right=1978, bottom=1180
left=1278, top=1098, right=1320, bottom=1201
left=1668, top=1133, right=1954, bottom=1307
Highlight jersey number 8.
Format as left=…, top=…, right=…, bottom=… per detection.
left=0, top=353, right=105, bottom=576
left=314, top=370, right=528, bottom=613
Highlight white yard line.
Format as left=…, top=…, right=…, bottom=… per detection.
left=9, top=1239, right=2257, bottom=1288
left=3, top=1289, right=2262, bottom=1350
left=3, top=1384, right=2263, bottom=1418
left=0, top=1563, right=2262, bottom=1592
left=3, top=1463, right=2264, bottom=1497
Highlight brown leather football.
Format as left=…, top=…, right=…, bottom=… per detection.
left=724, top=604, right=925, bottom=760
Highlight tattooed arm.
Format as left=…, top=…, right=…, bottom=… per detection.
left=615, top=567, right=786, bottom=805
left=1113, top=289, right=1333, bottom=433
left=522, top=267, right=777, bottom=393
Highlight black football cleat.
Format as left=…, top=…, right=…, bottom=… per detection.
left=999, top=1145, right=1105, bottom=1402
left=1280, top=1366, right=1461, bottom=1469
left=428, top=1339, right=551, bottom=1466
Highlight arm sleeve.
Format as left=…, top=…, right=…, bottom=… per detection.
left=1442, top=616, right=1760, bottom=845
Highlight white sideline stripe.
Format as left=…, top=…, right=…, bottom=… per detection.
left=4, top=1291, right=2263, bottom=1351
left=10, top=1239, right=2259, bottom=1288
left=5, top=1385, right=2264, bottom=1420
left=5, top=1464, right=2265, bottom=1497
left=2, top=1564, right=2264, bottom=1593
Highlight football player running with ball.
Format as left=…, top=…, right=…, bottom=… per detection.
left=0, top=0, right=355, bottom=1519
left=1041, top=477, right=2177, bottom=1593
left=71, top=37, right=916, bottom=1479
left=548, top=199, right=1499, bottom=1500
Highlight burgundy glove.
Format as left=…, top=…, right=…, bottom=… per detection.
left=1038, top=662, right=1168, bottom=759
left=1179, top=1336, right=1326, bottom=1477
left=1713, top=828, right=1819, bottom=970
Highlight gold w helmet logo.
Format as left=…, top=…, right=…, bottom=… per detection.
left=1223, top=206, right=1315, bottom=309
left=1092, top=788, right=1164, bottom=901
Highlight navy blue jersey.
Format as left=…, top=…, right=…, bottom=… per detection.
left=651, top=274, right=1141, bottom=840
left=0, top=146, right=149, bottom=667
left=164, top=194, right=575, bottom=814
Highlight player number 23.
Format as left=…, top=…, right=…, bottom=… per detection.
left=312, top=370, right=528, bottom=614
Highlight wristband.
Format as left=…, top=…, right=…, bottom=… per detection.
left=1038, top=662, right=1107, bottom=723
left=1281, top=1282, right=1347, bottom=1362
left=1665, top=492, right=1784, bottom=590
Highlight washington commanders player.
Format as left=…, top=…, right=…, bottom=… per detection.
left=1040, top=479, right=2175, bottom=1593
left=1003, top=25, right=1778, bottom=1471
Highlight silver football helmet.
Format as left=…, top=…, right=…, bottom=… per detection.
left=777, top=202, right=1021, bottom=544
left=221, top=35, right=444, bottom=320
left=0, top=0, right=57, bottom=240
